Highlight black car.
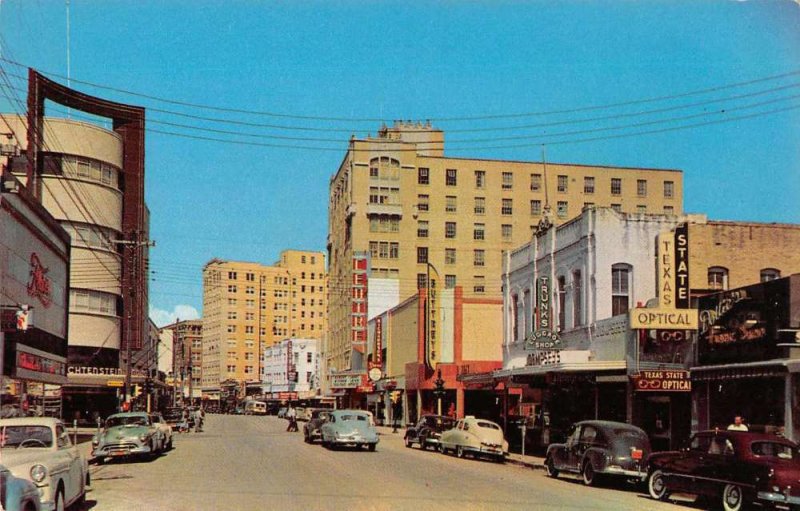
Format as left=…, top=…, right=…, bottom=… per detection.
left=545, top=420, right=650, bottom=486
left=303, top=409, right=332, bottom=444
left=404, top=415, right=456, bottom=450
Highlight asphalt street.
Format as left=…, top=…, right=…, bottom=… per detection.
left=79, top=414, right=701, bottom=511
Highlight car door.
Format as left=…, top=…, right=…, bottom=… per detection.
left=702, top=433, right=737, bottom=496
left=56, top=424, right=82, bottom=503
left=565, top=425, right=584, bottom=471
left=670, top=433, right=712, bottom=494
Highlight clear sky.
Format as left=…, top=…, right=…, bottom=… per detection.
left=0, top=1, right=798, bottom=326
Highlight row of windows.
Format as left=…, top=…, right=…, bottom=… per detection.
left=225, top=365, right=255, bottom=374
left=418, top=221, right=516, bottom=241
left=417, top=167, right=675, bottom=198
left=417, top=247, right=488, bottom=267
left=707, top=267, right=783, bottom=290
left=70, top=288, right=117, bottom=316
left=59, top=155, right=120, bottom=189
left=416, top=274, right=486, bottom=294
left=63, top=223, right=118, bottom=252
left=419, top=196, right=674, bottom=217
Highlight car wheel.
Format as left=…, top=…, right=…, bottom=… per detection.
left=54, top=485, right=66, bottom=511
left=456, top=445, right=465, bottom=458
left=404, top=436, right=412, bottom=448
left=582, top=461, right=596, bottom=486
left=438, top=443, right=446, bottom=454
left=545, top=456, right=559, bottom=478
left=647, top=469, right=669, bottom=501
left=722, top=483, right=744, bottom=511
left=368, top=444, right=376, bottom=452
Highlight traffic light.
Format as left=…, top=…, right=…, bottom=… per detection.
left=144, top=378, right=153, bottom=394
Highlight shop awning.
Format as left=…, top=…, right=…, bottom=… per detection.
left=458, top=361, right=627, bottom=385
left=691, top=359, right=800, bottom=381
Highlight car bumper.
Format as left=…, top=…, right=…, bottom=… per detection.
left=601, top=465, right=647, bottom=480
left=93, top=444, right=153, bottom=457
left=465, top=446, right=506, bottom=457
left=330, top=437, right=379, bottom=445
left=757, top=491, right=800, bottom=509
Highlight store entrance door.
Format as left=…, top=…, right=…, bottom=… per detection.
left=643, top=396, right=671, bottom=452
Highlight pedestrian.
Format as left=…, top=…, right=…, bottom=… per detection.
left=179, top=407, right=190, bottom=433
left=727, top=415, right=749, bottom=431
left=286, top=404, right=298, bottom=432
left=193, top=407, right=203, bottom=432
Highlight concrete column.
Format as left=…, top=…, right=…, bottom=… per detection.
left=626, top=380, right=634, bottom=423
left=456, top=387, right=465, bottom=418
left=416, top=389, right=422, bottom=422
left=785, top=373, right=796, bottom=442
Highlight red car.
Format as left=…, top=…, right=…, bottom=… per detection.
left=647, top=430, right=800, bottom=511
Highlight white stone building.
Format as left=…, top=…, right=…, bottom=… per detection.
left=261, top=338, right=320, bottom=397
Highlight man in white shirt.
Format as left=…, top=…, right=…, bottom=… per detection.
left=727, top=415, right=749, bottom=431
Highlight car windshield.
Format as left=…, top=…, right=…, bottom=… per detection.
left=339, top=414, right=368, bottom=422
left=0, top=425, right=53, bottom=448
left=424, top=417, right=455, bottom=429
left=751, top=442, right=797, bottom=460
left=106, top=416, right=148, bottom=428
left=476, top=421, right=500, bottom=430
left=612, top=428, right=648, bottom=440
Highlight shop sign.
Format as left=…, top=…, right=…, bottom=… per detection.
left=657, top=231, right=676, bottom=308
left=107, top=380, right=124, bottom=387
left=526, top=350, right=561, bottom=366
left=68, top=366, right=148, bottom=378
left=632, top=370, right=691, bottom=392
left=629, top=308, right=698, bottom=330
left=426, top=276, right=439, bottom=369
left=674, top=224, right=690, bottom=309
left=13, top=344, right=67, bottom=385
left=527, top=277, right=561, bottom=349
left=331, top=374, right=363, bottom=389
left=26, top=253, right=53, bottom=308
left=369, top=316, right=383, bottom=372
left=356, top=383, right=375, bottom=393
left=351, top=254, right=369, bottom=347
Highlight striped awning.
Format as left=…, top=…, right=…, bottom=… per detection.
left=691, top=359, right=800, bottom=381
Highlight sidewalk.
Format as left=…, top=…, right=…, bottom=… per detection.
left=375, top=425, right=544, bottom=470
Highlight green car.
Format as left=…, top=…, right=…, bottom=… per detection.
left=92, top=412, right=162, bottom=463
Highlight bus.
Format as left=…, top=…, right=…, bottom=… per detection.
left=244, top=400, right=267, bottom=416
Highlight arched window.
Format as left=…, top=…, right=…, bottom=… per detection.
left=760, top=268, right=781, bottom=282
left=611, top=264, right=632, bottom=316
left=707, top=266, right=728, bottom=290
left=557, top=276, right=566, bottom=332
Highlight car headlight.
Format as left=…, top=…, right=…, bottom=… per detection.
left=30, top=464, right=47, bottom=483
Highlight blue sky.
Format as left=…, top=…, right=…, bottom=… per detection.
left=1, top=1, right=798, bottom=325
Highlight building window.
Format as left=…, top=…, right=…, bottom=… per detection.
left=446, top=168, right=457, bottom=186
left=473, top=276, right=485, bottom=294
left=417, top=220, right=429, bottom=238
left=418, top=167, right=429, bottom=185
left=584, top=176, right=595, bottom=194
left=473, top=249, right=485, bottom=267
left=637, top=179, right=647, bottom=197
left=502, top=224, right=512, bottom=240
left=474, top=197, right=485, bottom=215
left=611, top=204, right=622, bottom=213
left=761, top=268, right=781, bottom=282
left=228, top=285, right=237, bottom=293
left=664, top=205, right=674, bottom=215
left=445, top=222, right=457, bottom=239
left=557, top=276, right=566, bottom=332
left=530, top=173, right=542, bottom=191
left=502, top=199, right=513, bottom=215
left=417, top=273, right=428, bottom=290
left=445, top=248, right=456, bottom=265
left=475, top=170, right=486, bottom=189
left=417, top=247, right=428, bottom=264
left=664, top=180, right=674, bottom=198
left=473, top=223, right=485, bottom=240
left=445, top=275, right=456, bottom=289
left=612, top=264, right=631, bottom=316
left=611, top=178, right=622, bottom=195
left=417, top=194, right=429, bottom=212
left=573, top=270, right=582, bottom=327
left=228, top=271, right=237, bottom=280
left=445, top=195, right=457, bottom=213
left=530, top=200, right=542, bottom=216
left=502, top=172, right=513, bottom=189
left=637, top=205, right=647, bottom=214
left=557, top=175, right=568, bottom=193
left=708, top=266, right=728, bottom=290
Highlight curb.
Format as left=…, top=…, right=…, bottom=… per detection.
left=506, top=456, right=544, bottom=470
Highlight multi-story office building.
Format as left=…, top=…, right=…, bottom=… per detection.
left=160, top=319, right=203, bottom=403
left=327, top=121, right=684, bottom=378
left=201, top=250, right=327, bottom=398
left=261, top=338, right=320, bottom=398
left=3, top=71, right=149, bottom=423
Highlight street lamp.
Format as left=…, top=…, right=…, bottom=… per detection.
left=432, top=368, right=446, bottom=416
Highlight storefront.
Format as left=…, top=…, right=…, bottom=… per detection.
left=1, top=173, right=70, bottom=413
left=692, top=275, right=800, bottom=441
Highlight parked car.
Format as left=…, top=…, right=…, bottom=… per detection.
left=92, top=412, right=163, bottom=463
left=244, top=401, right=267, bottom=416
left=545, top=420, right=650, bottom=486
left=439, top=416, right=508, bottom=462
left=0, top=417, right=89, bottom=511
left=162, top=407, right=186, bottom=431
left=303, top=409, right=332, bottom=443
left=319, top=410, right=379, bottom=451
left=647, top=430, right=800, bottom=511
left=0, top=464, right=42, bottom=511
left=149, top=412, right=174, bottom=451
left=404, top=415, right=456, bottom=450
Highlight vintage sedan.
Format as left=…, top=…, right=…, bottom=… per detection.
left=404, top=415, right=456, bottom=450
left=439, top=416, right=508, bottom=462
left=303, top=409, right=332, bottom=444
left=0, top=464, right=42, bottom=511
left=92, top=412, right=163, bottom=462
left=647, top=430, right=800, bottom=511
left=545, top=420, right=650, bottom=486
left=0, top=417, right=89, bottom=511
left=149, top=413, right=173, bottom=451
left=319, top=410, right=379, bottom=451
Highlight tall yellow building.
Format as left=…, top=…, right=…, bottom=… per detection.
left=201, top=250, right=327, bottom=396
left=327, top=121, right=684, bottom=377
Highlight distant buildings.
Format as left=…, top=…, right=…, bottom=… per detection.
left=201, top=250, right=327, bottom=399
left=159, top=319, right=203, bottom=404
left=261, top=338, right=320, bottom=399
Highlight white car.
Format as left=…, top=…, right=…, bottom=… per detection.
left=0, top=417, right=89, bottom=511
left=149, top=413, right=173, bottom=451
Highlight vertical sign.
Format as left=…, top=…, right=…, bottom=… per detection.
left=286, top=339, right=297, bottom=383
left=351, top=254, right=369, bottom=351
left=536, top=277, right=551, bottom=331
left=426, top=277, right=438, bottom=370
left=674, top=224, right=690, bottom=309
left=658, top=232, right=675, bottom=308
left=374, top=316, right=383, bottom=367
